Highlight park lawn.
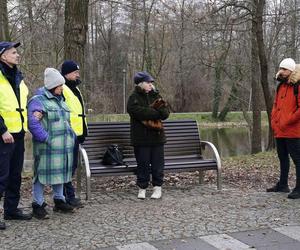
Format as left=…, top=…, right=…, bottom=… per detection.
left=87, top=111, right=269, bottom=127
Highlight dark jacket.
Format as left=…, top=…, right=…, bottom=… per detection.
left=127, top=86, right=170, bottom=146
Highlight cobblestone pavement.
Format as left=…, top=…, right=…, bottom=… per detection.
left=1, top=184, right=300, bottom=249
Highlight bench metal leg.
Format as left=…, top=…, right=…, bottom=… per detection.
left=198, top=171, right=204, bottom=185
left=217, top=168, right=222, bottom=190
left=86, top=174, right=91, bottom=200
left=201, top=141, right=222, bottom=190
left=79, top=145, right=92, bottom=200
left=76, top=151, right=82, bottom=199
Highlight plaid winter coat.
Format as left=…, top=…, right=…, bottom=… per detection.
left=27, top=87, right=75, bottom=185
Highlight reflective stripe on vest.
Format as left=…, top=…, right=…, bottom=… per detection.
left=0, top=71, right=28, bottom=132
left=63, top=84, right=86, bottom=136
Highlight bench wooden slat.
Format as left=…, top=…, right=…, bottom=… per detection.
left=89, top=158, right=216, bottom=170
left=89, top=161, right=217, bottom=176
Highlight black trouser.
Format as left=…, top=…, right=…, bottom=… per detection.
left=0, top=135, right=24, bottom=214
left=134, top=145, right=164, bottom=189
left=276, top=138, right=300, bottom=188
left=63, top=138, right=79, bottom=200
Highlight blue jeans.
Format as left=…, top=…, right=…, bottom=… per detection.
left=33, top=179, right=65, bottom=206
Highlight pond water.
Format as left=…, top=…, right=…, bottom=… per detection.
left=24, top=126, right=269, bottom=171
left=199, top=126, right=269, bottom=158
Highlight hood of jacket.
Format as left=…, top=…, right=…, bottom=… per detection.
left=289, top=64, right=300, bottom=84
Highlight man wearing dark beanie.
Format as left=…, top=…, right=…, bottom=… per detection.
left=61, top=60, right=88, bottom=208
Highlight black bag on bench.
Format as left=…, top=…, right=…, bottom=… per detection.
left=102, top=144, right=126, bottom=166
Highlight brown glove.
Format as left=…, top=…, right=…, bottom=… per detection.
left=142, top=120, right=163, bottom=130
left=150, top=98, right=167, bottom=109
left=142, top=98, right=166, bottom=130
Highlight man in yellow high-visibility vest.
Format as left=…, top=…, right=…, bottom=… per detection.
left=61, top=60, right=88, bottom=208
left=0, top=41, right=32, bottom=230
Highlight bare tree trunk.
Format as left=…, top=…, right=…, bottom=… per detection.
left=251, top=9, right=262, bottom=153
left=25, top=0, right=34, bottom=64
left=174, top=0, right=186, bottom=112
left=0, top=0, right=10, bottom=41
left=64, top=0, right=89, bottom=81
left=212, top=20, right=232, bottom=119
left=290, top=0, right=297, bottom=57
left=255, top=0, right=274, bottom=149
left=218, top=82, right=238, bottom=121
left=178, top=0, right=186, bottom=111
left=142, top=0, right=155, bottom=72
left=212, top=64, right=222, bottom=119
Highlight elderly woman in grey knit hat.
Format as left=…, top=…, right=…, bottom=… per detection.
left=27, top=68, right=75, bottom=219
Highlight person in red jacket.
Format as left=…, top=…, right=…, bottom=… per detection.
left=267, top=58, right=300, bottom=199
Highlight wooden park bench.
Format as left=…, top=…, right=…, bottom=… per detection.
left=77, top=119, right=221, bottom=200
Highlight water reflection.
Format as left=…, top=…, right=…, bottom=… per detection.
left=199, top=126, right=269, bottom=158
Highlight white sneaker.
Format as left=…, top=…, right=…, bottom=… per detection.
left=137, top=189, right=146, bottom=199
left=151, top=186, right=162, bottom=199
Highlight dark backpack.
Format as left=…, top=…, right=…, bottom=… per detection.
left=102, top=144, right=126, bottom=166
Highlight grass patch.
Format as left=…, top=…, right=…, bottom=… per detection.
left=87, top=111, right=269, bottom=124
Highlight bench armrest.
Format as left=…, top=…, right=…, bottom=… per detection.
left=79, top=145, right=91, bottom=200
left=201, top=141, right=222, bottom=190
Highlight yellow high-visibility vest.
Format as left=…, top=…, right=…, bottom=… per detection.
left=63, top=84, right=86, bottom=136
left=0, top=71, right=28, bottom=133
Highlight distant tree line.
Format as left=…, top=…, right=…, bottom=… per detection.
left=0, top=0, right=299, bottom=152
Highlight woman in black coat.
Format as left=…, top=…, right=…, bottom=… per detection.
left=127, top=72, right=170, bottom=199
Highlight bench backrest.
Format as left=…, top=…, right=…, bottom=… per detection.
left=83, top=120, right=202, bottom=163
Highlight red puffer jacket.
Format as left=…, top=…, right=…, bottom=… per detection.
left=271, top=82, right=300, bottom=138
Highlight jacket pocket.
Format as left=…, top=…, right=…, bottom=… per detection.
left=47, top=108, right=60, bottom=122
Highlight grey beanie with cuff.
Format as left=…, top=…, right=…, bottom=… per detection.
left=44, top=67, right=65, bottom=90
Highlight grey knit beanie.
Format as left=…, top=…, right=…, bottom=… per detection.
left=44, top=67, right=65, bottom=90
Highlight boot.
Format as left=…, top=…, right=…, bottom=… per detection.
left=4, top=209, right=32, bottom=220
left=66, top=197, right=84, bottom=208
left=53, top=199, right=74, bottom=213
left=137, top=189, right=146, bottom=199
left=151, top=186, right=162, bottom=199
left=0, top=220, right=5, bottom=230
left=266, top=182, right=290, bottom=193
left=32, top=202, right=49, bottom=220
left=288, top=188, right=300, bottom=199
